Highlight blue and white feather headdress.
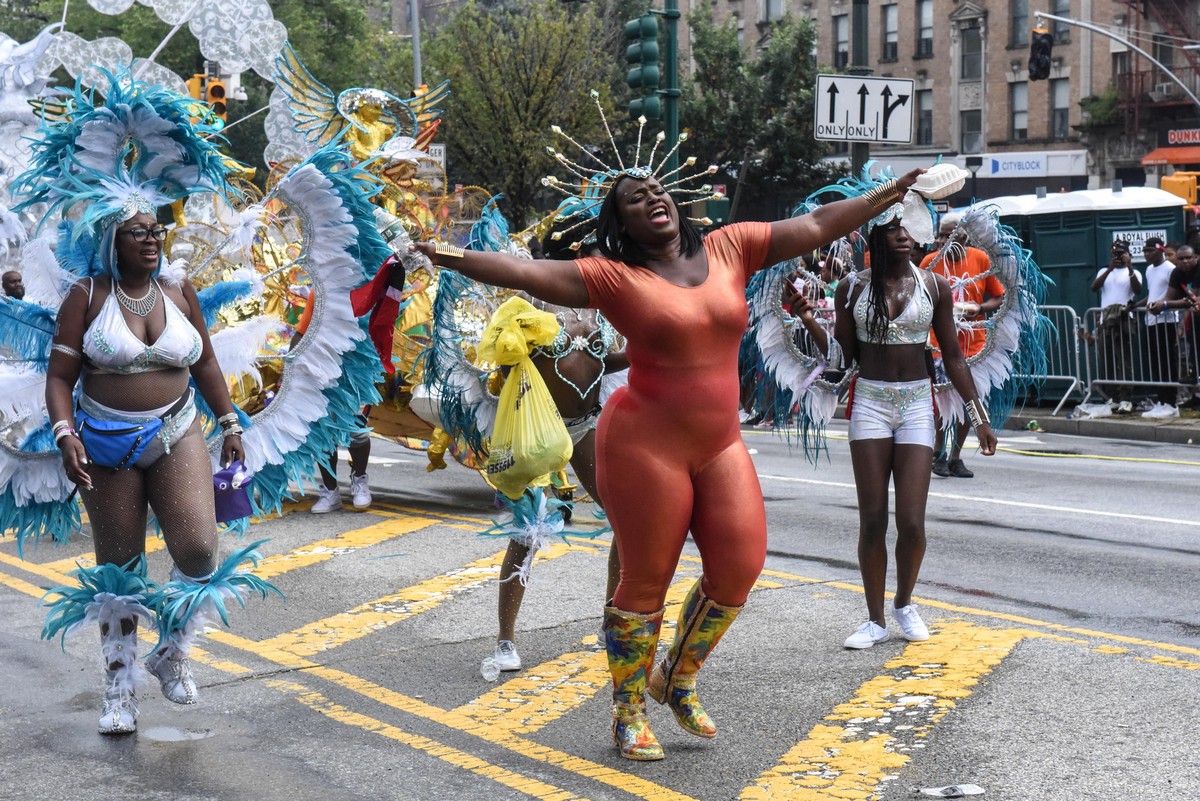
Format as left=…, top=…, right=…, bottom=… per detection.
left=13, top=67, right=233, bottom=278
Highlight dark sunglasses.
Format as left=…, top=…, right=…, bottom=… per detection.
left=117, top=226, right=168, bottom=242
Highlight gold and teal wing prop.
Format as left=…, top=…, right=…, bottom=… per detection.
left=272, top=42, right=346, bottom=149
left=408, top=80, right=451, bottom=130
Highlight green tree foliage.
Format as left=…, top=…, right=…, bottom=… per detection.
left=0, top=1, right=413, bottom=184
left=682, top=8, right=846, bottom=220
left=424, top=0, right=623, bottom=228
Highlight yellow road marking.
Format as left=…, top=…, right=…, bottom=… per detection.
left=374, top=500, right=491, bottom=525
left=280, top=680, right=593, bottom=801
left=0, top=550, right=74, bottom=587
left=37, top=498, right=317, bottom=574
left=742, top=620, right=1027, bottom=800
left=256, top=542, right=578, bottom=658
left=207, top=630, right=695, bottom=801
left=0, top=569, right=53, bottom=600
left=450, top=574, right=700, bottom=734
left=369, top=506, right=484, bottom=532
left=254, top=514, right=439, bottom=580
left=185, top=650, right=591, bottom=800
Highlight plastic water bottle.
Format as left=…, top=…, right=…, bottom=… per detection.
left=480, top=656, right=500, bottom=682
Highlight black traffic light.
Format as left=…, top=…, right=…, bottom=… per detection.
left=1029, top=28, right=1053, bottom=81
left=624, top=14, right=661, bottom=121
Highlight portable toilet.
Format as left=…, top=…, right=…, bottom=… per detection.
left=969, top=187, right=1186, bottom=316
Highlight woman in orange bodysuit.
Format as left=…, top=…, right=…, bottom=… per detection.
left=414, top=167, right=921, bottom=761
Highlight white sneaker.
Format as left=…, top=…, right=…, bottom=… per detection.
left=310, top=485, right=342, bottom=514
left=493, top=640, right=522, bottom=671
left=890, top=601, right=930, bottom=641
left=844, top=621, right=890, bottom=649
left=350, top=473, right=372, bottom=509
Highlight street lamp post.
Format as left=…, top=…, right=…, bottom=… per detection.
left=410, top=0, right=423, bottom=90
left=965, top=155, right=983, bottom=200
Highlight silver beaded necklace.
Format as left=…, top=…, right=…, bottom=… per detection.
left=115, top=280, right=158, bottom=317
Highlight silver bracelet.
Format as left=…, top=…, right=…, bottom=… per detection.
left=52, top=343, right=84, bottom=360
left=221, top=426, right=244, bottom=438
left=966, top=398, right=991, bottom=430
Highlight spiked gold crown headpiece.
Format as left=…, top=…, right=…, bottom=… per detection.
left=539, top=91, right=725, bottom=250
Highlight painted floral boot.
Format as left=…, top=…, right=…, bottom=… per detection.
left=646, top=579, right=741, bottom=738
left=604, top=604, right=665, bottom=761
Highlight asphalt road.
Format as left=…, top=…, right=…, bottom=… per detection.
left=1, top=423, right=1197, bottom=801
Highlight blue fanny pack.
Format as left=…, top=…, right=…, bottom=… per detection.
left=75, top=392, right=190, bottom=469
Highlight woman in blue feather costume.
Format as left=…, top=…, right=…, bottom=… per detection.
left=13, top=70, right=281, bottom=735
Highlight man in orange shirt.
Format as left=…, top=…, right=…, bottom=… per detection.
left=920, top=214, right=1005, bottom=478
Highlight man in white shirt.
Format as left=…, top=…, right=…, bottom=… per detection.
left=1138, top=237, right=1180, bottom=417
left=1090, top=239, right=1142, bottom=413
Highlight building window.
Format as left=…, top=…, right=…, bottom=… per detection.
left=916, top=0, right=934, bottom=57
left=881, top=4, right=899, bottom=61
left=833, top=14, right=849, bottom=69
left=1152, top=33, right=1174, bottom=70
left=961, top=25, right=982, bottom=80
left=1010, top=0, right=1028, bottom=46
left=961, top=110, right=982, bottom=153
left=1010, top=82, right=1028, bottom=141
left=1051, top=0, right=1070, bottom=43
left=764, top=0, right=784, bottom=22
left=1051, top=78, right=1070, bottom=138
left=917, top=89, right=933, bottom=145
left=737, top=16, right=745, bottom=48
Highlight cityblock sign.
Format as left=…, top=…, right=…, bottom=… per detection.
left=814, top=75, right=914, bottom=144
left=984, top=154, right=1047, bottom=177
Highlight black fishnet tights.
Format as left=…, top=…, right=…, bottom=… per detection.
left=83, top=419, right=218, bottom=579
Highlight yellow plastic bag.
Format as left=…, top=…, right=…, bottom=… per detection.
left=481, top=298, right=573, bottom=499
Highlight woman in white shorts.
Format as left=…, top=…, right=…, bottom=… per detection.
left=789, top=206, right=996, bottom=649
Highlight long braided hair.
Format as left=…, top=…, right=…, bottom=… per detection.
left=863, top=222, right=901, bottom=344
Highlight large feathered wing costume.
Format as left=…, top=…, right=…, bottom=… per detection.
left=0, top=70, right=390, bottom=549
left=742, top=167, right=1050, bottom=457
left=228, top=148, right=388, bottom=515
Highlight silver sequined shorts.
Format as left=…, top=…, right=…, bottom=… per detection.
left=848, top=378, right=935, bottom=447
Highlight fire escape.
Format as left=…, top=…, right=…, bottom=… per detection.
left=1121, top=0, right=1200, bottom=137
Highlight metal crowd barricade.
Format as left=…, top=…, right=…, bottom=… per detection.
left=1018, top=305, right=1085, bottom=415
left=1078, top=305, right=1200, bottom=407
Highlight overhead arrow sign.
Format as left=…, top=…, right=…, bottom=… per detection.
left=880, top=85, right=910, bottom=140
left=814, top=74, right=916, bottom=144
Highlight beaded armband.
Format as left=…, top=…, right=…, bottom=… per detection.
left=52, top=343, right=84, bottom=360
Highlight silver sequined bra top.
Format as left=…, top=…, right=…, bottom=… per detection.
left=83, top=280, right=203, bottom=374
left=851, top=264, right=935, bottom=346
